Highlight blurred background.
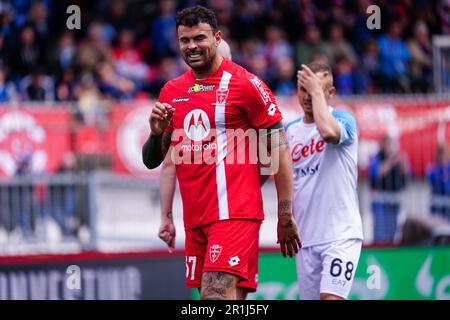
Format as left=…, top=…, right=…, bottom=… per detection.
left=0, top=0, right=449, bottom=300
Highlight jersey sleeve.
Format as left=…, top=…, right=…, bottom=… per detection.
left=332, top=110, right=357, bottom=146
left=158, top=83, right=174, bottom=135
left=241, top=75, right=282, bottom=129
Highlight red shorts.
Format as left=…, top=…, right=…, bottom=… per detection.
left=184, top=219, right=262, bottom=292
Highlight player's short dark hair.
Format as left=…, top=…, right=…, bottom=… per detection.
left=176, top=6, right=218, bottom=34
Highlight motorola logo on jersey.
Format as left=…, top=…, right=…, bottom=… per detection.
left=183, top=109, right=211, bottom=141
left=291, top=138, right=325, bottom=162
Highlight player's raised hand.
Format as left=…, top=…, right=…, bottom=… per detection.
left=150, top=102, right=175, bottom=136
left=277, top=214, right=302, bottom=258
left=158, top=215, right=176, bottom=253
left=297, top=64, right=323, bottom=95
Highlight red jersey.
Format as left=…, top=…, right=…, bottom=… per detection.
left=159, top=58, right=282, bottom=230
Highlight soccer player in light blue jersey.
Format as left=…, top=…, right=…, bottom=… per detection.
left=285, top=62, right=363, bottom=300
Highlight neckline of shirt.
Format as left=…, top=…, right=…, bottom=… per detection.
left=189, top=58, right=228, bottom=81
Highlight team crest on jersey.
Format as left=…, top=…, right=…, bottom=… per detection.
left=216, top=88, right=229, bottom=104
left=188, top=83, right=215, bottom=93
left=209, top=244, right=222, bottom=263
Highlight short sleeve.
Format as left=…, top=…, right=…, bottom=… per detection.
left=241, top=76, right=282, bottom=129
left=332, top=110, right=357, bottom=146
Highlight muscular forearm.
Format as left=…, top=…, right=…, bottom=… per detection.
left=142, top=134, right=164, bottom=169
left=274, top=144, right=294, bottom=217
left=311, top=90, right=340, bottom=143
left=160, top=156, right=176, bottom=219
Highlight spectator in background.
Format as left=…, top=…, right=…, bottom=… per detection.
left=369, top=134, right=410, bottom=244
left=148, top=55, right=181, bottom=97
left=272, top=56, right=296, bottom=96
left=262, top=25, right=293, bottom=80
left=248, top=53, right=271, bottom=82
left=235, top=37, right=263, bottom=70
left=53, top=31, right=77, bottom=74
left=10, top=24, right=45, bottom=79
left=76, top=22, right=112, bottom=74
left=333, top=55, right=357, bottom=95
left=351, top=0, right=378, bottom=54
left=440, top=0, right=450, bottom=34
left=20, top=68, right=54, bottom=101
left=295, top=24, right=327, bottom=68
left=360, top=39, right=380, bottom=93
left=28, top=1, right=50, bottom=44
left=324, top=22, right=357, bottom=66
left=76, top=73, right=107, bottom=125
left=408, top=21, right=433, bottom=93
left=150, top=0, right=178, bottom=58
left=0, top=67, right=18, bottom=102
left=427, top=143, right=450, bottom=220
left=55, top=67, right=78, bottom=102
left=107, top=0, right=131, bottom=32
left=377, top=21, right=411, bottom=93
left=96, top=61, right=135, bottom=100
left=113, top=29, right=149, bottom=87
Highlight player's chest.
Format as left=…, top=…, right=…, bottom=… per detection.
left=169, top=83, right=247, bottom=130
left=288, top=127, right=327, bottom=166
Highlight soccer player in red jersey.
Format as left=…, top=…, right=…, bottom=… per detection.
left=142, top=6, right=300, bottom=300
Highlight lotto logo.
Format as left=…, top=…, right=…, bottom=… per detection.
left=228, top=256, right=240, bottom=267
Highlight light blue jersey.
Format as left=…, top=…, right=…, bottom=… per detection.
left=285, top=108, right=363, bottom=247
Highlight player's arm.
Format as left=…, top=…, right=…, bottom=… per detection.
left=158, top=152, right=177, bottom=253
left=142, top=102, right=175, bottom=169
left=266, top=122, right=302, bottom=257
left=298, top=64, right=341, bottom=144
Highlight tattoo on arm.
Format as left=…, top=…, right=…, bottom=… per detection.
left=279, top=200, right=292, bottom=216
left=265, top=122, right=289, bottom=153
left=166, top=211, right=173, bottom=220
left=201, top=272, right=238, bottom=300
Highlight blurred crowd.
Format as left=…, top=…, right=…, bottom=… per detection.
left=0, top=0, right=446, bottom=113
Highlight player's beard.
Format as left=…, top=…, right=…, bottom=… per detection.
left=184, top=49, right=214, bottom=73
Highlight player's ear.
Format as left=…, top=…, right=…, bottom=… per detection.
left=328, top=86, right=336, bottom=99
left=214, top=30, right=222, bottom=46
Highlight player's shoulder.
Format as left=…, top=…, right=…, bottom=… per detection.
left=285, top=117, right=303, bottom=133
left=331, top=108, right=357, bottom=126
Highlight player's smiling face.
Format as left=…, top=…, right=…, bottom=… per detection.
left=178, top=22, right=220, bottom=71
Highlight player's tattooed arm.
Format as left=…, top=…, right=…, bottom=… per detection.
left=258, top=121, right=288, bottom=185
left=142, top=132, right=171, bottom=169
left=264, top=121, right=289, bottom=152
left=200, top=272, right=239, bottom=300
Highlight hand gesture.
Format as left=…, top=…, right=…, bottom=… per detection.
left=297, top=64, right=323, bottom=95
left=150, top=102, right=175, bottom=136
